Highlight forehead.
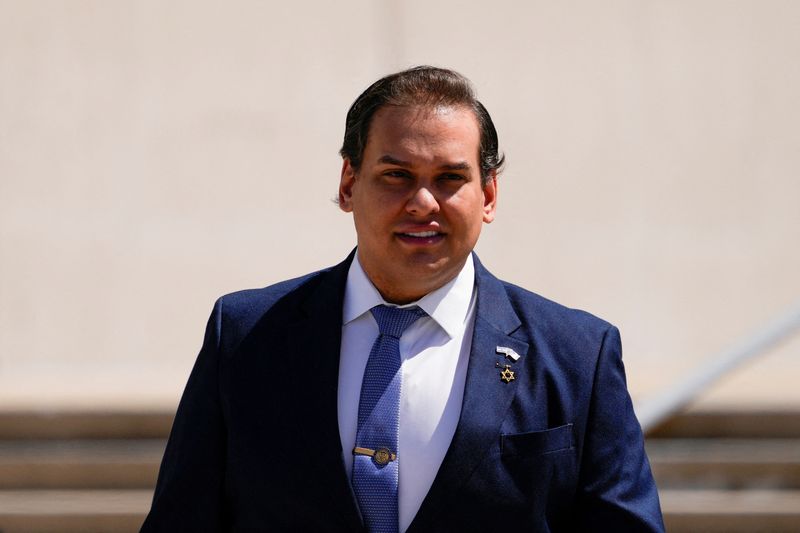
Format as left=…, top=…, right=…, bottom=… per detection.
left=365, top=105, right=481, bottom=164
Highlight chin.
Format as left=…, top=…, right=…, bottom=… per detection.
left=405, top=257, right=458, bottom=284
left=401, top=254, right=449, bottom=273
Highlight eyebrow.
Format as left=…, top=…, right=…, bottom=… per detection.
left=377, top=155, right=472, bottom=171
left=377, top=155, right=411, bottom=166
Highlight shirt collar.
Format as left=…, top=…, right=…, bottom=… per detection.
left=342, top=253, right=475, bottom=340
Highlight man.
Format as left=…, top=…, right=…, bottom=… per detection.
left=141, top=66, right=664, bottom=532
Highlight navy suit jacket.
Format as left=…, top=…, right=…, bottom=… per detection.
left=141, top=252, right=664, bottom=532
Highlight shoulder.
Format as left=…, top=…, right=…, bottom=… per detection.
left=218, top=269, right=328, bottom=317
left=491, top=277, right=620, bottom=368
left=208, top=265, right=340, bottom=348
left=473, top=253, right=615, bottom=341
left=502, top=280, right=614, bottom=336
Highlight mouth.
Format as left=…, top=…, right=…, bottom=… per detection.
left=400, top=231, right=439, bottom=238
left=396, top=230, right=445, bottom=245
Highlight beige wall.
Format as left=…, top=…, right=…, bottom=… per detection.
left=1, top=1, right=798, bottom=409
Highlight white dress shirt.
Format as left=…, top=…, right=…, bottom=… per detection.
left=338, top=253, right=477, bottom=533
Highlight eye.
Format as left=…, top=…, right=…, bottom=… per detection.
left=384, top=169, right=411, bottom=179
left=439, top=173, right=465, bottom=181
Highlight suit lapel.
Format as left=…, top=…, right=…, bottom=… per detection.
left=407, top=255, right=529, bottom=533
left=286, top=251, right=364, bottom=532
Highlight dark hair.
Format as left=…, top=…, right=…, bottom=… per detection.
left=339, top=66, right=504, bottom=184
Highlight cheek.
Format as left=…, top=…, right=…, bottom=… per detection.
left=445, top=194, right=486, bottom=225
left=355, top=184, right=404, bottom=212
left=353, top=206, right=388, bottom=237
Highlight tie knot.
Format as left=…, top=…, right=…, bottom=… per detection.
left=370, top=305, right=426, bottom=339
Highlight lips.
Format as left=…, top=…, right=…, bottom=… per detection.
left=400, top=231, right=439, bottom=238
left=395, top=229, right=445, bottom=245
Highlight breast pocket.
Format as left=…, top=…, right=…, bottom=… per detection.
left=500, top=423, right=575, bottom=458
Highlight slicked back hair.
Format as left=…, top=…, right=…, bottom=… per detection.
left=339, top=66, right=505, bottom=185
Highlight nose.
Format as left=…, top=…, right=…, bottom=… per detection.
left=405, top=186, right=440, bottom=216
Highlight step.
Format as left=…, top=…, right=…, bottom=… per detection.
left=1, top=488, right=798, bottom=533
left=660, top=489, right=800, bottom=533
left=0, top=489, right=150, bottom=533
left=0, top=440, right=166, bottom=489
left=0, top=412, right=172, bottom=440
left=647, top=438, right=800, bottom=489
left=647, top=410, right=800, bottom=439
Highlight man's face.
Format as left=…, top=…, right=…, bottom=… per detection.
left=338, top=104, right=497, bottom=304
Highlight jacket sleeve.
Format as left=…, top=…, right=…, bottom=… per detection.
left=140, top=299, right=227, bottom=532
left=574, top=326, right=665, bottom=532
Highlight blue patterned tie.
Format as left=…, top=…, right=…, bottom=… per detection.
left=352, top=305, right=426, bottom=533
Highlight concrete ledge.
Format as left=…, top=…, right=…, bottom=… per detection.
left=647, top=410, right=800, bottom=439
left=0, top=489, right=150, bottom=533
left=0, top=440, right=165, bottom=489
left=648, top=438, right=800, bottom=489
left=0, top=412, right=173, bottom=440
left=661, top=489, right=800, bottom=533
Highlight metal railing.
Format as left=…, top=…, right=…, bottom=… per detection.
left=635, top=300, right=800, bottom=433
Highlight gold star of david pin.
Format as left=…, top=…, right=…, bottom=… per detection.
left=500, top=364, right=515, bottom=383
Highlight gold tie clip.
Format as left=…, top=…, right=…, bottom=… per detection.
left=353, top=446, right=396, bottom=465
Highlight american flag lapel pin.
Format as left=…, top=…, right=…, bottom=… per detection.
left=496, top=346, right=520, bottom=362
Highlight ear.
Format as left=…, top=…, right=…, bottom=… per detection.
left=482, top=171, right=498, bottom=223
left=338, top=158, right=357, bottom=212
